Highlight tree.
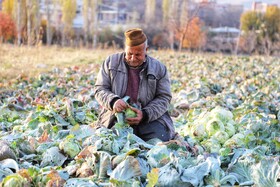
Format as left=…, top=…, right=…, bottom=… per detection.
left=3, top=0, right=40, bottom=45
left=2, top=0, right=15, bottom=16
left=177, top=16, right=206, bottom=50
left=239, top=31, right=257, bottom=54
left=161, top=0, right=180, bottom=50
left=0, top=12, right=16, bottom=42
left=145, top=0, right=156, bottom=23
left=240, top=7, right=280, bottom=55
left=240, top=11, right=261, bottom=32
left=61, top=0, right=76, bottom=46
left=45, top=0, right=52, bottom=45
left=162, top=0, right=169, bottom=26
left=264, top=6, right=280, bottom=42
left=83, top=0, right=99, bottom=48
left=161, top=0, right=203, bottom=51
left=26, top=0, right=39, bottom=45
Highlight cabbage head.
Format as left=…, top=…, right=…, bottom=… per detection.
left=189, top=123, right=207, bottom=141
left=205, top=119, right=225, bottom=136
left=59, top=135, right=81, bottom=158
left=202, top=138, right=221, bottom=153
left=212, top=131, right=229, bottom=144
left=223, top=133, right=245, bottom=148
left=0, top=173, right=28, bottom=187
left=210, top=106, right=233, bottom=123
left=125, top=108, right=137, bottom=118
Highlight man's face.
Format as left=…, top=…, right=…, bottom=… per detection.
left=125, top=42, right=148, bottom=67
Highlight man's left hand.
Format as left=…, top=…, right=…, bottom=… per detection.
left=126, top=106, right=143, bottom=125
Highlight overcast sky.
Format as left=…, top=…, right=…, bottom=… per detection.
left=216, top=0, right=280, bottom=7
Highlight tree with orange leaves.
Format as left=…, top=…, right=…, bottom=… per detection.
left=176, top=16, right=206, bottom=50
left=0, top=12, right=16, bottom=43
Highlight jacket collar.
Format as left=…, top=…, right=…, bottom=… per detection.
left=118, top=52, right=157, bottom=78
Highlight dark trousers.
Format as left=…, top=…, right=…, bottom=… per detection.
left=133, top=120, right=170, bottom=142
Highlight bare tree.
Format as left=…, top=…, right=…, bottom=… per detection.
left=26, top=0, right=39, bottom=45
left=145, top=0, right=156, bottom=23
left=178, top=1, right=202, bottom=51
left=16, top=0, right=21, bottom=45
left=83, top=0, right=99, bottom=48
left=45, top=0, right=52, bottom=45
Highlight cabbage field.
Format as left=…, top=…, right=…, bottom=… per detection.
left=0, top=49, right=280, bottom=186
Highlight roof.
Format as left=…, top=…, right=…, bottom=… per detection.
left=209, top=27, right=240, bottom=33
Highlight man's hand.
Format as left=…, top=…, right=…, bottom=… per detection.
left=113, top=99, right=128, bottom=113
left=126, top=106, right=143, bottom=125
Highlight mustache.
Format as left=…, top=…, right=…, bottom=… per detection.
left=127, top=60, right=140, bottom=64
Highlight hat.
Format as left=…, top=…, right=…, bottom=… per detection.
left=124, top=28, right=147, bottom=47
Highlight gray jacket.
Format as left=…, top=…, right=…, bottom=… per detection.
left=94, top=52, right=175, bottom=138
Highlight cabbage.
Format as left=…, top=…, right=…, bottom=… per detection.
left=59, top=135, right=81, bottom=158
left=202, top=138, right=221, bottom=153
left=212, top=131, right=229, bottom=144
left=125, top=108, right=137, bottom=118
left=210, top=106, right=233, bottom=122
left=110, top=156, right=146, bottom=183
left=0, top=174, right=28, bottom=187
left=146, top=145, right=170, bottom=168
left=41, top=147, right=67, bottom=167
left=64, top=178, right=99, bottom=187
left=205, top=119, right=225, bottom=136
left=225, top=120, right=236, bottom=137
left=189, top=123, right=207, bottom=140
left=223, top=133, right=245, bottom=148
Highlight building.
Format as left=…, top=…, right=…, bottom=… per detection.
left=252, top=1, right=268, bottom=12
left=206, top=26, right=240, bottom=53
left=39, top=0, right=137, bottom=30
left=252, top=1, right=279, bottom=12
left=198, top=0, right=243, bottom=28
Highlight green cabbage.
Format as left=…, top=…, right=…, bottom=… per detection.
left=59, top=135, right=81, bottom=158
left=125, top=108, right=137, bottom=118
left=0, top=174, right=28, bottom=187
left=205, top=119, right=225, bottom=136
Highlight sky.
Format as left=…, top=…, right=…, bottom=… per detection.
left=216, top=0, right=280, bottom=7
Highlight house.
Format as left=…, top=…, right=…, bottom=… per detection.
left=39, top=0, right=136, bottom=30
left=198, top=0, right=243, bottom=28
left=252, top=1, right=279, bottom=13
left=206, top=26, right=240, bottom=53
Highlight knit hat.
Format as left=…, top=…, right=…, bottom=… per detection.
left=124, top=28, right=147, bottom=47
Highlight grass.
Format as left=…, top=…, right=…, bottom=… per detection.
left=0, top=44, right=184, bottom=84
left=1, top=44, right=275, bottom=86
left=0, top=44, right=116, bottom=82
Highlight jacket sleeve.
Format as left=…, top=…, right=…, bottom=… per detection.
left=142, top=65, right=172, bottom=122
left=93, top=56, right=120, bottom=111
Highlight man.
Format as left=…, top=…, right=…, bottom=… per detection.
left=94, top=28, right=175, bottom=142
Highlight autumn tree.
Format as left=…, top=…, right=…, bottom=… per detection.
left=177, top=16, right=206, bottom=50
left=2, top=0, right=15, bottom=16
left=264, top=6, right=280, bottom=41
left=2, top=0, right=20, bottom=44
left=60, top=0, right=76, bottom=46
left=0, top=12, right=16, bottom=42
left=161, top=0, right=180, bottom=49
left=26, top=0, right=40, bottom=45
left=240, top=11, right=261, bottom=32
left=240, top=7, right=280, bottom=55
left=263, top=6, right=280, bottom=55
left=2, top=0, right=40, bottom=45
left=161, top=0, right=204, bottom=51
left=145, top=0, right=156, bottom=23
left=83, top=0, right=99, bottom=48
